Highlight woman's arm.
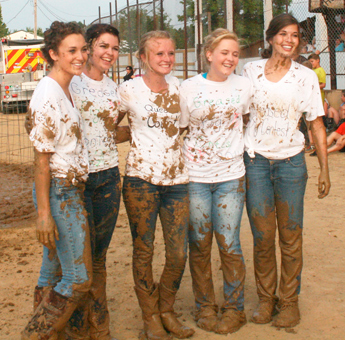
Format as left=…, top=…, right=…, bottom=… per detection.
left=310, top=116, right=331, bottom=198
left=34, top=150, right=59, bottom=249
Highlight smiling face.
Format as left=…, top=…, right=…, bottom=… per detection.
left=50, top=33, right=88, bottom=78
left=206, top=38, right=239, bottom=81
left=89, top=33, right=119, bottom=74
left=142, top=38, right=175, bottom=76
left=270, top=24, right=299, bottom=58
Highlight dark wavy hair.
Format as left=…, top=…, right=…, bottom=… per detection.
left=41, top=21, right=84, bottom=66
left=261, top=13, right=301, bottom=59
left=85, top=24, right=120, bottom=53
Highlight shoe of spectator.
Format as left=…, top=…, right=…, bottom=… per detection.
left=305, top=145, right=315, bottom=153
left=310, top=150, right=317, bottom=157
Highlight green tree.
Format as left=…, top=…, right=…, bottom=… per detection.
left=25, top=27, right=44, bottom=38
left=178, top=0, right=292, bottom=47
left=0, top=5, right=9, bottom=38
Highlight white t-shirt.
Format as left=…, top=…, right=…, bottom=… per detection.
left=70, top=73, right=120, bottom=173
left=180, top=73, right=252, bottom=183
left=29, top=76, right=88, bottom=183
left=118, top=75, right=188, bottom=186
left=242, top=59, right=324, bottom=159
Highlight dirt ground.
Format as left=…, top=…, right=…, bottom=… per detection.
left=1, top=140, right=345, bottom=340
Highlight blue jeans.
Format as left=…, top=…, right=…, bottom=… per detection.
left=244, top=151, right=308, bottom=303
left=67, top=166, right=121, bottom=338
left=122, top=176, right=189, bottom=294
left=188, top=178, right=246, bottom=312
left=33, top=179, right=92, bottom=298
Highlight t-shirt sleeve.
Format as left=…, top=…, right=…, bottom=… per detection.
left=179, top=83, right=190, bottom=128
left=29, top=98, right=60, bottom=153
left=305, top=71, right=325, bottom=121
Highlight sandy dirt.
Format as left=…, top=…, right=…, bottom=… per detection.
left=1, top=140, right=345, bottom=340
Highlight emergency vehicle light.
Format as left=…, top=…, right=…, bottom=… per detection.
left=12, top=94, right=18, bottom=98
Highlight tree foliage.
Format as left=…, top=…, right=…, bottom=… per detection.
left=0, top=5, right=9, bottom=38
left=177, top=0, right=292, bottom=47
left=25, top=27, right=44, bottom=38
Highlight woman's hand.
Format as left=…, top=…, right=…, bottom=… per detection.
left=318, top=168, right=330, bottom=199
left=310, top=116, right=331, bottom=198
left=36, top=212, right=59, bottom=249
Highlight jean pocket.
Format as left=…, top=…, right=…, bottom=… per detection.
left=244, top=153, right=255, bottom=166
left=285, top=153, right=306, bottom=168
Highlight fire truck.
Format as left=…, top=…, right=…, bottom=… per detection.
left=0, top=39, right=46, bottom=113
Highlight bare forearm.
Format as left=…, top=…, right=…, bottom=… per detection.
left=34, top=150, right=52, bottom=216
left=311, top=117, right=328, bottom=170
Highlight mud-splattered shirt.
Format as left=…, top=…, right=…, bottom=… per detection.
left=242, top=59, right=324, bottom=159
left=70, top=73, right=120, bottom=172
left=180, top=73, right=252, bottom=183
left=118, top=75, right=188, bottom=185
left=29, top=76, right=88, bottom=183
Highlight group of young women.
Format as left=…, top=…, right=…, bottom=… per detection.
left=22, top=12, right=330, bottom=340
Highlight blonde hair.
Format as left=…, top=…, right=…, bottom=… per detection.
left=202, top=28, right=239, bottom=70
left=135, top=30, right=175, bottom=72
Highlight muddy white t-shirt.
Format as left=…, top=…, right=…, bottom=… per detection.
left=118, top=75, right=188, bottom=185
left=70, top=73, right=120, bottom=173
left=242, top=59, right=324, bottom=159
left=29, top=76, right=88, bottom=183
left=180, top=73, right=252, bottom=183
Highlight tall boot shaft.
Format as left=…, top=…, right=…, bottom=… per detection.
left=134, top=284, right=172, bottom=340
left=22, top=289, right=86, bottom=340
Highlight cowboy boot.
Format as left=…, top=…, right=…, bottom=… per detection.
left=159, top=283, right=194, bottom=339
left=65, top=297, right=90, bottom=340
left=134, top=284, right=172, bottom=340
left=22, top=289, right=85, bottom=340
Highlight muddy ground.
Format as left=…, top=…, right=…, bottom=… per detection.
left=1, top=141, right=345, bottom=340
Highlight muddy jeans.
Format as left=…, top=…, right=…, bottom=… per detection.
left=244, top=151, right=308, bottom=303
left=33, top=179, right=92, bottom=297
left=122, top=176, right=189, bottom=293
left=188, top=178, right=246, bottom=313
left=67, top=166, right=121, bottom=339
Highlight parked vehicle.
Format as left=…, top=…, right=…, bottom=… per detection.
left=0, top=39, right=46, bottom=113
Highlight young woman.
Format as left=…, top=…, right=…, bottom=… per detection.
left=179, top=28, right=252, bottom=335
left=67, top=23, right=128, bottom=340
left=242, top=13, right=330, bottom=328
left=21, top=21, right=91, bottom=339
left=118, top=31, right=194, bottom=340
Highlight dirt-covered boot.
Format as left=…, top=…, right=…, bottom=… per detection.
left=194, top=306, right=218, bottom=333
left=215, top=309, right=247, bottom=334
left=159, top=283, right=194, bottom=339
left=22, top=289, right=83, bottom=340
left=272, top=301, right=300, bottom=328
left=251, top=298, right=278, bottom=324
left=135, top=284, right=172, bottom=340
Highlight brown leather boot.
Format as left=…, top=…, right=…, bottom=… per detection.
left=134, top=285, right=172, bottom=340
left=159, top=283, right=194, bottom=339
left=65, top=297, right=90, bottom=340
left=33, top=286, right=66, bottom=340
left=22, top=289, right=84, bottom=340
left=215, top=309, right=247, bottom=334
left=194, top=307, right=218, bottom=332
left=272, top=301, right=300, bottom=328
left=251, top=298, right=278, bottom=324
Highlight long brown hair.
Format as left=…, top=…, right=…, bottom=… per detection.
left=261, top=13, right=301, bottom=59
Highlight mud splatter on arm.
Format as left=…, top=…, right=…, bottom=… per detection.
left=34, top=149, right=59, bottom=250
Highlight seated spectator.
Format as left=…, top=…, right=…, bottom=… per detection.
left=324, top=98, right=339, bottom=132
left=338, top=90, right=345, bottom=126
left=123, top=65, right=134, bottom=82
left=335, top=38, right=344, bottom=52
left=311, top=122, right=345, bottom=156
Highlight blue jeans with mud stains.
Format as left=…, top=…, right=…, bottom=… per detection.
left=33, top=179, right=92, bottom=298
left=188, top=177, right=246, bottom=313
left=122, top=176, right=189, bottom=294
left=67, top=166, right=122, bottom=338
left=244, top=151, right=308, bottom=303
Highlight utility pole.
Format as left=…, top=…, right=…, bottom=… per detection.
left=34, top=0, right=37, bottom=38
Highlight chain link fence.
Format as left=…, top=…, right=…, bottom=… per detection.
left=2, top=0, right=345, bottom=227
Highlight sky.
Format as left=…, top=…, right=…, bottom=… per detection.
left=1, top=0, right=134, bottom=33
